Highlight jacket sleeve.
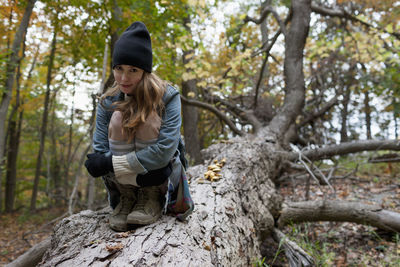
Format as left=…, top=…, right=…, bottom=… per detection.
left=93, top=101, right=112, bottom=155
left=112, top=88, right=181, bottom=176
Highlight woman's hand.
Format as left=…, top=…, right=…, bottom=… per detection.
left=84, top=153, right=114, bottom=177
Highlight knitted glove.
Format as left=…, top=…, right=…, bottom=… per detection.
left=136, top=162, right=172, bottom=187
left=84, top=152, right=114, bottom=177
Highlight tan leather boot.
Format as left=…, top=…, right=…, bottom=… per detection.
left=109, top=184, right=136, bottom=231
left=126, top=186, right=162, bottom=225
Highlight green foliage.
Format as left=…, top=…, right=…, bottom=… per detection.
left=287, top=223, right=336, bottom=266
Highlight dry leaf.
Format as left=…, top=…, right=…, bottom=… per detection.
left=203, top=242, right=211, bottom=251
left=106, top=243, right=124, bottom=252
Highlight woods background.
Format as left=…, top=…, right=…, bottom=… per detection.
left=0, top=0, right=399, bottom=266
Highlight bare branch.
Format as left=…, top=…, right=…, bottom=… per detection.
left=278, top=200, right=400, bottom=232
left=299, top=93, right=340, bottom=127
left=180, top=95, right=245, bottom=136
left=203, top=92, right=263, bottom=133
left=245, top=6, right=287, bottom=36
left=311, top=2, right=400, bottom=40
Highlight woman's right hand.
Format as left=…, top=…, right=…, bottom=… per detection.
left=84, top=152, right=114, bottom=177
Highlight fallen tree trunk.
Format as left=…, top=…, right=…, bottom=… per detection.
left=286, top=139, right=400, bottom=161
left=5, top=237, right=51, bottom=267
left=38, top=136, right=283, bottom=266
left=278, top=200, right=400, bottom=232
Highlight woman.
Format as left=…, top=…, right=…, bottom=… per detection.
left=84, top=21, right=193, bottom=232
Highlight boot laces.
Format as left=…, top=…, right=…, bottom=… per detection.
left=120, top=195, right=133, bottom=214
left=135, top=188, right=149, bottom=210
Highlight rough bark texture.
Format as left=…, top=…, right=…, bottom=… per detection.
left=182, top=15, right=202, bottom=164
left=279, top=200, right=400, bottom=232
left=268, top=0, right=310, bottom=135
left=39, top=134, right=283, bottom=266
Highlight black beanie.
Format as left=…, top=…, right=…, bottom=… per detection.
left=112, top=21, right=152, bottom=73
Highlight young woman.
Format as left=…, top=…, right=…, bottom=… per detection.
left=84, top=21, right=193, bottom=231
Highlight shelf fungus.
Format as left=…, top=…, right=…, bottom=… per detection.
left=202, top=158, right=226, bottom=182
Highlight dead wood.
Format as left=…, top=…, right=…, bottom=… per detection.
left=286, top=139, right=400, bottom=162
left=5, top=237, right=51, bottom=267
left=368, top=153, right=400, bottom=163
left=272, top=228, right=314, bottom=267
left=38, top=137, right=283, bottom=266
left=278, top=200, right=400, bottom=232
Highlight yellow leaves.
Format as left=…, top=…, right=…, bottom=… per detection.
left=188, top=0, right=206, bottom=9
left=182, top=72, right=196, bottom=82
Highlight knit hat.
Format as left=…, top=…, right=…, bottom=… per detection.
left=112, top=21, right=152, bottom=73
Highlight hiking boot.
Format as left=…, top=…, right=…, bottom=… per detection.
left=127, top=186, right=163, bottom=225
left=109, top=185, right=136, bottom=232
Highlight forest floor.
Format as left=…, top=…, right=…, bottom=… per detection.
left=0, top=206, right=66, bottom=265
left=1, top=161, right=399, bottom=266
left=262, top=159, right=400, bottom=266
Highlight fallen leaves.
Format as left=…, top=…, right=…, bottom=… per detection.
left=105, top=243, right=124, bottom=252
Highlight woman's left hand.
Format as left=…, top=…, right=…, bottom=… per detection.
left=84, top=152, right=114, bottom=177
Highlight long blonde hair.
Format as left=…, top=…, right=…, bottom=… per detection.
left=101, top=72, right=167, bottom=142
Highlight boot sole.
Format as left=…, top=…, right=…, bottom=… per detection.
left=126, top=214, right=161, bottom=225
left=109, top=222, right=128, bottom=232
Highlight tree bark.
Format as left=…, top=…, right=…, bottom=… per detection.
left=30, top=27, right=57, bottom=211
left=286, top=139, right=400, bottom=161
left=364, top=90, right=372, bottom=139
left=39, top=136, right=282, bottom=266
left=268, top=0, right=310, bottom=136
left=181, top=15, right=202, bottom=165
left=5, top=35, right=26, bottom=212
left=278, top=200, right=400, bottom=232
left=0, top=0, right=36, bottom=212
left=340, top=86, right=351, bottom=143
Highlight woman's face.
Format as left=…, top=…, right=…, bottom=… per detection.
left=113, top=65, right=144, bottom=95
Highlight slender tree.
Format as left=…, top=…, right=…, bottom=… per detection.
left=30, top=26, right=57, bottom=211
left=0, top=0, right=36, bottom=212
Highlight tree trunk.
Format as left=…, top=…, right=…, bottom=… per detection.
left=39, top=136, right=282, bottom=266
left=5, top=36, right=26, bottom=212
left=268, top=0, right=311, bottom=136
left=63, top=88, right=75, bottom=201
left=340, top=86, right=350, bottom=143
left=30, top=28, right=57, bottom=211
left=181, top=15, right=202, bottom=165
left=103, top=0, right=122, bottom=91
left=49, top=93, right=62, bottom=205
left=0, top=0, right=36, bottom=212
left=363, top=91, right=372, bottom=139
